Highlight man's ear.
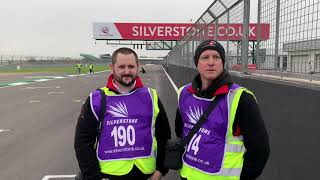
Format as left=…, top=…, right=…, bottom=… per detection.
left=109, top=63, right=114, bottom=74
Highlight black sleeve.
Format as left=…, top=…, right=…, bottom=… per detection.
left=74, top=97, right=101, bottom=180
left=235, top=92, right=270, bottom=180
left=175, top=108, right=183, bottom=138
left=155, top=98, right=171, bottom=176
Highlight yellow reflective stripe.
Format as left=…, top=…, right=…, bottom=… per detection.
left=229, top=141, right=244, bottom=146
left=223, top=152, right=245, bottom=169
left=134, top=157, right=156, bottom=174
left=228, top=87, right=255, bottom=139
left=149, top=88, right=159, bottom=130
left=228, top=136, right=244, bottom=146
left=101, top=87, right=116, bottom=96
left=136, top=88, right=158, bottom=173
left=181, top=165, right=242, bottom=179
left=149, top=87, right=159, bottom=158
left=244, top=89, right=256, bottom=102
left=100, top=161, right=133, bottom=175
left=100, top=154, right=156, bottom=175
left=177, top=85, right=187, bottom=102
left=227, top=88, right=244, bottom=139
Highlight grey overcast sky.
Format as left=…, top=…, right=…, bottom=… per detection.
left=0, top=0, right=257, bottom=58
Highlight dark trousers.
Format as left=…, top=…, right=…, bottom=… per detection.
left=102, top=165, right=151, bottom=180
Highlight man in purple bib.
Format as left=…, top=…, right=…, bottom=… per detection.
left=175, top=40, right=270, bottom=180
left=75, top=47, right=171, bottom=180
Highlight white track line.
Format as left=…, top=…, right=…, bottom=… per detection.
left=161, top=66, right=178, bottom=93
left=0, top=71, right=110, bottom=89
left=48, top=92, right=64, bottom=94
left=0, top=129, right=11, bottom=133
left=22, top=86, right=60, bottom=90
left=29, top=100, right=41, bottom=103
left=42, top=175, right=76, bottom=180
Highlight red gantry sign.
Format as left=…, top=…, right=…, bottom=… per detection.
left=93, top=23, right=270, bottom=41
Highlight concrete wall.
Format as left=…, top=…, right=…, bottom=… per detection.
left=167, top=64, right=320, bottom=180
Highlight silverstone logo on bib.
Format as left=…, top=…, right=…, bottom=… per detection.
left=186, top=106, right=203, bottom=124
left=107, top=102, right=128, bottom=118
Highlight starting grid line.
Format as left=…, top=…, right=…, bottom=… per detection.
left=0, top=71, right=109, bottom=89
left=0, top=75, right=78, bottom=88
left=42, top=175, right=76, bottom=180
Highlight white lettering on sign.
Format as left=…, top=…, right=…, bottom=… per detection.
left=94, top=23, right=269, bottom=41
left=158, top=26, right=164, bottom=36
left=208, top=26, right=214, bottom=36
left=165, top=26, right=172, bottom=36
left=218, top=26, right=226, bottom=36
left=249, top=26, right=256, bottom=36
left=180, top=26, right=188, bottom=36
left=132, top=26, right=139, bottom=36
left=229, top=27, right=236, bottom=36
left=173, top=27, right=180, bottom=36
left=132, top=26, right=191, bottom=37
left=207, top=25, right=256, bottom=37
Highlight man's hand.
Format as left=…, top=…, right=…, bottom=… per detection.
left=150, top=170, right=162, bottom=180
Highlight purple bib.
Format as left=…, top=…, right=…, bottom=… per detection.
left=179, top=84, right=239, bottom=174
left=91, top=87, right=154, bottom=161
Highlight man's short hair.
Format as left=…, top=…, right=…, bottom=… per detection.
left=112, top=47, right=139, bottom=65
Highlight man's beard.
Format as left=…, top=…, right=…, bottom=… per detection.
left=115, top=74, right=136, bottom=87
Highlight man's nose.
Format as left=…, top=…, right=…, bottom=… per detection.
left=207, top=57, right=215, bottom=65
left=123, top=67, right=130, bottom=74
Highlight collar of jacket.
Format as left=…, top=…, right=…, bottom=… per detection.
left=187, top=84, right=229, bottom=96
left=187, top=70, right=233, bottom=98
left=106, top=74, right=144, bottom=94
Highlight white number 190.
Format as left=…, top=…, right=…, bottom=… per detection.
left=111, top=125, right=136, bottom=147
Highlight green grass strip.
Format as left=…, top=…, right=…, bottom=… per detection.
left=0, top=65, right=109, bottom=74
